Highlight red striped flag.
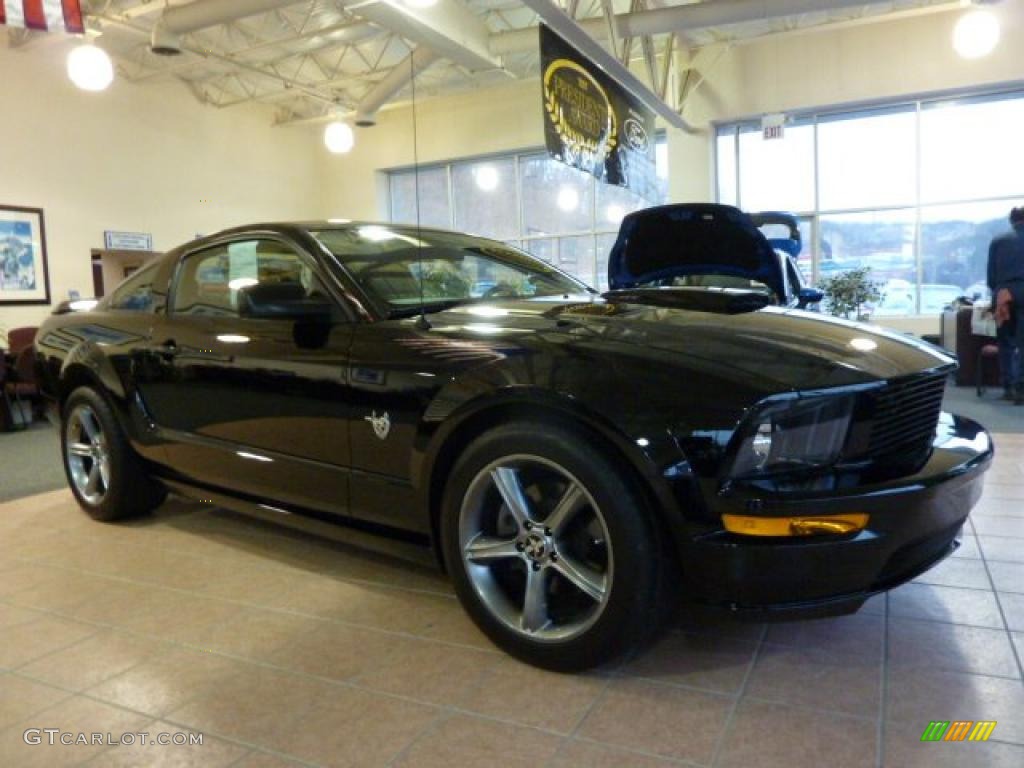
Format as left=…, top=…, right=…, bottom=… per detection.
left=1, top=0, right=83, bottom=34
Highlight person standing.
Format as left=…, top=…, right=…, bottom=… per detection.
left=988, top=207, right=1024, bottom=403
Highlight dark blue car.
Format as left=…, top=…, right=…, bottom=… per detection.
left=608, top=204, right=822, bottom=309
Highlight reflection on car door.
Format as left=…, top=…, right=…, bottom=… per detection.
left=141, top=237, right=355, bottom=517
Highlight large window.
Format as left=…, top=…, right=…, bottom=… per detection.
left=716, top=90, right=1024, bottom=316
left=388, top=141, right=668, bottom=290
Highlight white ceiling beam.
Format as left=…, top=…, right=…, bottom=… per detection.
left=352, top=0, right=501, bottom=72
left=615, top=0, right=952, bottom=37
left=119, top=1, right=178, bottom=21
left=156, top=0, right=307, bottom=35
left=96, top=14, right=343, bottom=107
left=490, top=19, right=606, bottom=55
left=354, top=45, right=439, bottom=125
left=491, top=0, right=959, bottom=54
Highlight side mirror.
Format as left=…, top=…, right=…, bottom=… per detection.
left=797, top=287, right=824, bottom=308
left=237, top=283, right=332, bottom=322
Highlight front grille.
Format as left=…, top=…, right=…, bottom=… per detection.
left=842, top=371, right=948, bottom=475
left=868, top=373, right=947, bottom=460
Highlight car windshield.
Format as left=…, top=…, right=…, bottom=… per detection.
left=311, top=225, right=592, bottom=315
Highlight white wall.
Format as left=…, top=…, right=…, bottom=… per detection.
left=0, top=33, right=320, bottom=336
left=713, top=4, right=1024, bottom=122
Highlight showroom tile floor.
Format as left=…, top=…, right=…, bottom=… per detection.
left=0, top=437, right=1020, bottom=767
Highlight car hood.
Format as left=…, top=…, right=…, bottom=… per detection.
left=607, top=203, right=785, bottom=299
left=429, top=291, right=955, bottom=393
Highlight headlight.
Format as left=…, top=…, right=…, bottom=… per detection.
left=729, top=395, right=854, bottom=478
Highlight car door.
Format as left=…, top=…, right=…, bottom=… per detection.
left=140, top=235, right=356, bottom=517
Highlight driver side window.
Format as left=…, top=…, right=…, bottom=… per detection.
left=173, top=240, right=327, bottom=317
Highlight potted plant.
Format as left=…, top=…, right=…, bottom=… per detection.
left=819, top=267, right=882, bottom=321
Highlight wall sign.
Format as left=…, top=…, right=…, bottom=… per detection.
left=539, top=24, right=657, bottom=199
left=104, top=230, right=154, bottom=252
left=0, top=204, right=50, bottom=305
left=762, top=113, right=786, bottom=141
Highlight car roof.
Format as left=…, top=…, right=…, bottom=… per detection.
left=176, top=220, right=513, bottom=258
left=195, top=220, right=466, bottom=242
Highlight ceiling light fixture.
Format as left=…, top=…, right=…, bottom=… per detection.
left=605, top=204, right=626, bottom=224
left=67, top=44, right=114, bottom=92
left=557, top=186, right=580, bottom=212
left=953, top=9, right=1001, bottom=59
left=474, top=165, right=499, bottom=192
left=324, top=121, right=355, bottom=154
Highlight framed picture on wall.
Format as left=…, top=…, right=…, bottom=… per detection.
left=0, top=205, right=50, bottom=305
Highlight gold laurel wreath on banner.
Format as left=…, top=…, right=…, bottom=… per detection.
left=543, top=58, right=617, bottom=165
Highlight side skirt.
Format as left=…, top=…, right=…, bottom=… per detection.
left=159, top=478, right=440, bottom=569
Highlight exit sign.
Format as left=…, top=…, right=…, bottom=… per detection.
left=762, top=113, right=786, bottom=140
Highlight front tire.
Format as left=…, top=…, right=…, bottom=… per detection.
left=441, top=422, right=667, bottom=671
left=61, top=386, right=165, bottom=522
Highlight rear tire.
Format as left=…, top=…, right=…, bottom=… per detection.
left=441, top=421, right=668, bottom=671
left=61, top=386, right=166, bottom=522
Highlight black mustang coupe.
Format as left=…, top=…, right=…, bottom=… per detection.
left=35, top=205, right=992, bottom=670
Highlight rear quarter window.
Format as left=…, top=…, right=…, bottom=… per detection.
left=108, top=263, right=159, bottom=312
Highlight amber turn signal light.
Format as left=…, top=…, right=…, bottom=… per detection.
left=722, top=513, right=869, bottom=537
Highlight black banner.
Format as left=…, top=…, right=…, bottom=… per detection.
left=539, top=24, right=658, bottom=200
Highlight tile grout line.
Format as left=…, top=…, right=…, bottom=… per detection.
left=7, top=655, right=723, bottom=768
left=876, top=590, right=891, bottom=768
left=0, top=559, right=501, bottom=657
left=6, top=543, right=458, bottom=600
left=567, top=735, right=707, bottom=768
left=0, top=674, right=327, bottom=768
left=382, top=709, right=454, bottom=768
left=546, top=651, right=630, bottom=766
left=973, top=515, right=1024, bottom=683
left=12, top=591, right=856, bottom=708
left=708, top=621, right=768, bottom=768
left=12, top=592, right=1009, bottom=720
left=0, top=613, right=107, bottom=676
left=5, top=606, right=800, bottom=767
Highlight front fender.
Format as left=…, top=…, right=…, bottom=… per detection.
left=412, top=364, right=708, bottom=565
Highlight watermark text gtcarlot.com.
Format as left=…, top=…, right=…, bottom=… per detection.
left=24, top=729, right=203, bottom=747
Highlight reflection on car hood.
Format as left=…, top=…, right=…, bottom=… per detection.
left=429, top=292, right=955, bottom=392
left=607, top=203, right=785, bottom=299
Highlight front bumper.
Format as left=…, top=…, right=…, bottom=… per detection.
left=682, top=413, right=992, bottom=618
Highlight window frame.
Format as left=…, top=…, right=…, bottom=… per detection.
left=106, top=260, right=162, bottom=313
left=168, top=233, right=345, bottom=322
left=712, top=87, right=1024, bottom=316
left=384, top=136, right=669, bottom=290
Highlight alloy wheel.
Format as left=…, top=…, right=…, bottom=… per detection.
left=458, top=455, right=613, bottom=642
left=65, top=404, right=111, bottom=506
